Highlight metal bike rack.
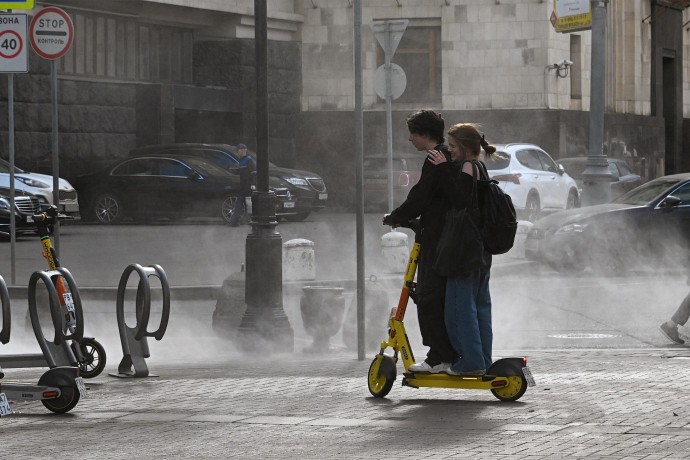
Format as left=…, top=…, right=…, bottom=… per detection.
left=0, top=269, right=83, bottom=369
left=110, top=264, right=170, bottom=378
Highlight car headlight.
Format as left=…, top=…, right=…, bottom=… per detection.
left=555, top=223, right=588, bottom=234
left=0, top=197, right=10, bottom=212
left=16, top=176, right=50, bottom=188
left=285, top=177, right=309, bottom=187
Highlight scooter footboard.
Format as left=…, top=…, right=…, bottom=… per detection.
left=487, top=357, right=527, bottom=377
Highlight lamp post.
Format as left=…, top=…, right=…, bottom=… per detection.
left=581, top=0, right=612, bottom=206
left=237, top=0, right=294, bottom=352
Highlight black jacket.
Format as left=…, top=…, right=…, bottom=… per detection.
left=387, top=145, right=451, bottom=246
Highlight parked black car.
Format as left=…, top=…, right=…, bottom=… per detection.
left=558, top=156, right=642, bottom=200
left=129, top=143, right=328, bottom=221
left=0, top=187, right=42, bottom=237
left=363, top=154, right=423, bottom=211
left=74, top=154, right=296, bottom=224
left=525, top=173, right=690, bottom=273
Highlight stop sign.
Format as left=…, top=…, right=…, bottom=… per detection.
left=29, top=7, right=73, bottom=60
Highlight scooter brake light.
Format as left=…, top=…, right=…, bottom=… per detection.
left=523, top=357, right=528, bottom=366
left=42, top=390, right=59, bottom=398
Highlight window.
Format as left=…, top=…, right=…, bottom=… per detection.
left=570, top=34, right=582, bottom=100
left=536, top=151, right=558, bottom=173
left=516, top=150, right=542, bottom=171
left=617, top=161, right=633, bottom=177
left=112, top=159, right=153, bottom=176
left=608, top=162, right=621, bottom=178
left=671, top=183, right=690, bottom=204
left=376, top=24, right=441, bottom=103
left=155, top=159, right=190, bottom=177
left=482, top=151, right=511, bottom=170
left=57, top=9, right=193, bottom=84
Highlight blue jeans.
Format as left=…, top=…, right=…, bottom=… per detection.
left=444, top=269, right=492, bottom=372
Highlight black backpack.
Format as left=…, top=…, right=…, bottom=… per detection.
left=474, top=161, right=518, bottom=255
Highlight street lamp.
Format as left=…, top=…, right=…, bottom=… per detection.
left=581, top=0, right=612, bottom=206
left=237, top=0, right=294, bottom=352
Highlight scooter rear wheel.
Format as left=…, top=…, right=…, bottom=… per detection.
left=368, top=355, right=396, bottom=398
left=42, top=385, right=80, bottom=414
left=491, top=375, right=528, bottom=402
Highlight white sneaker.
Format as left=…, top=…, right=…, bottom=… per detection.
left=408, top=361, right=450, bottom=373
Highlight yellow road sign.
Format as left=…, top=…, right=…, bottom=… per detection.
left=0, top=0, right=34, bottom=10
left=553, top=0, right=592, bottom=33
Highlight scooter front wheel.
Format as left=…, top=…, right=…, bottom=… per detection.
left=78, top=338, right=107, bottom=379
left=491, top=375, right=528, bottom=402
left=368, top=355, right=396, bottom=398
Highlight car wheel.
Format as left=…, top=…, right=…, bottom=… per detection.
left=546, top=245, right=585, bottom=273
left=221, top=196, right=238, bottom=224
left=524, top=193, right=540, bottom=222
left=285, top=212, right=310, bottom=222
left=93, top=193, right=124, bottom=224
left=566, top=189, right=579, bottom=209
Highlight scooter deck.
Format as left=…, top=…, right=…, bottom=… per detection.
left=0, top=382, right=61, bottom=400
left=402, top=372, right=509, bottom=390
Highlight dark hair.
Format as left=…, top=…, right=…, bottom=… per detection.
left=447, top=123, right=496, bottom=157
left=406, top=109, right=445, bottom=144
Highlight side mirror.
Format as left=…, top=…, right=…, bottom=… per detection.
left=557, top=164, right=565, bottom=175
left=661, top=195, right=681, bottom=209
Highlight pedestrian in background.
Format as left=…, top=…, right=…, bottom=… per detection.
left=382, top=109, right=457, bottom=373
left=427, top=123, right=497, bottom=375
left=659, top=276, right=690, bottom=345
left=229, top=143, right=256, bottom=227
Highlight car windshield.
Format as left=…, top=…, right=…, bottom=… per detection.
left=0, top=158, right=27, bottom=174
left=481, top=151, right=511, bottom=170
left=612, top=177, right=684, bottom=205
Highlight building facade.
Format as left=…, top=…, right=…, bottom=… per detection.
left=1, top=0, right=687, bottom=208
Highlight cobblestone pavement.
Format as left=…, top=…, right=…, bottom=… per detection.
left=3, top=342, right=690, bottom=459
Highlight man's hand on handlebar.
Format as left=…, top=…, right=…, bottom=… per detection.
left=382, top=213, right=398, bottom=228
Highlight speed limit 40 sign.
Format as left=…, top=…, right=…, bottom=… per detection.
left=0, top=14, right=28, bottom=73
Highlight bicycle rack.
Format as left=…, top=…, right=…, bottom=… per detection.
left=0, top=275, right=10, bottom=379
left=110, top=264, right=170, bottom=378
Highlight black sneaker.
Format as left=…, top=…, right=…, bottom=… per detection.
left=659, top=323, right=685, bottom=345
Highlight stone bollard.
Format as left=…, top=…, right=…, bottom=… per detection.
left=212, top=267, right=246, bottom=339
left=300, top=286, right=345, bottom=352
left=511, top=220, right=534, bottom=259
left=283, top=238, right=316, bottom=281
left=381, top=231, right=409, bottom=274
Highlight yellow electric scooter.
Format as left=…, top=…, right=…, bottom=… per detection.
left=368, top=220, right=535, bottom=401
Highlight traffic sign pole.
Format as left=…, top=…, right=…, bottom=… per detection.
left=30, top=6, right=74, bottom=255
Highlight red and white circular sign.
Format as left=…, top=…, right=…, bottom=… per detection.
left=0, top=30, right=23, bottom=59
left=29, top=7, right=73, bottom=60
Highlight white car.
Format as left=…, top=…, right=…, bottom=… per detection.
left=482, top=143, right=579, bottom=221
left=0, top=158, right=80, bottom=218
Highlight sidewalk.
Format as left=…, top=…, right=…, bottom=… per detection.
left=2, top=344, right=690, bottom=459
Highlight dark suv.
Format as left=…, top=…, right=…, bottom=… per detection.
left=129, top=144, right=328, bottom=221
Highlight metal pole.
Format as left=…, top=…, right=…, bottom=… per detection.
left=8, top=74, right=16, bottom=285
left=354, top=0, right=365, bottom=360
left=582, top=0, right=612, bottom=206
left=385, top=23, right=394, bottom=211
left=238, top=0, right=293, bottom=352
left=51, top=60, right=61, bottom=254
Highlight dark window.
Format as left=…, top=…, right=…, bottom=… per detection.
left=672, top=182, right=690, bottom=204
left=57, top=9, right=193, bottom=84
left=616, top=161, right=633, bottom=176
left=155, top=159, right=190, bottom=177
left=112, top=159, right=154, bottom=176
left=376, top=25, right=441, bottom=103
left=482, top=151, right=511, bottom=170
left=516, top=150, right=542, bottom=171
left=570, top=34, right=582, bottom=100
left=536, top=150, right=558, bottom=173
left=608, top=162, right=621, bottom=178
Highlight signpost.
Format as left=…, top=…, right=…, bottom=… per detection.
left=0, top=13, right=27, bottom=284
left=29, top=6, right=74, bottom=256
left=371, top=19, right=407, bottom=211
